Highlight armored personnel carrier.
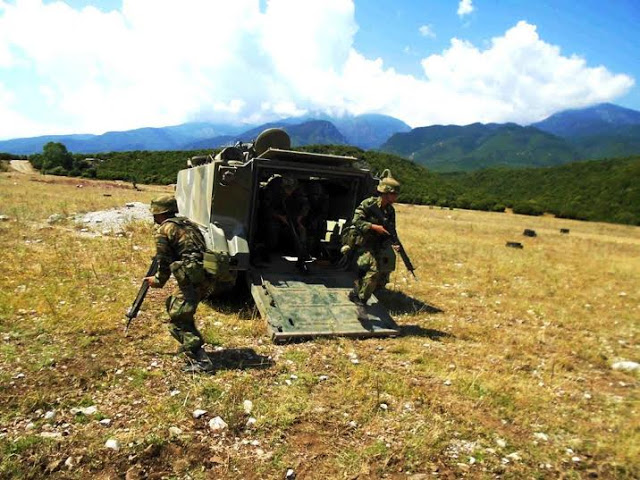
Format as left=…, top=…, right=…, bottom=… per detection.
left=175, top=128, right=399, bottom=342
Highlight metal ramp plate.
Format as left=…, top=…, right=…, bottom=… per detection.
left=250, top=262, right=400, bottom=342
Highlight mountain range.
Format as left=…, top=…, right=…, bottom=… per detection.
left=1, top=103, right=639, bottom=172
left=381, top=103, right=640, bottom=171
left=0, top=114, right=410, bottom=155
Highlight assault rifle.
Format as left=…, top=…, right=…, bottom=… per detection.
left=124, top=256, right=159, bottom=336
left=367, top=204, right=417, bottom=279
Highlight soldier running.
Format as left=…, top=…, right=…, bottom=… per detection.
left=348, top=170, right=401, bottom=309
left=144, top=195, right=216, bottom=373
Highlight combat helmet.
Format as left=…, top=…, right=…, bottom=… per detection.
left=376, top=169, right=400, bottom=194
left=150, top=195, right=178, bottom=215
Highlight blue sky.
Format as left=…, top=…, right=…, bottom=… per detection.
left=0, top=0, right=637, bottom=139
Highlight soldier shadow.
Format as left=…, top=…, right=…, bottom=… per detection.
left=375, top=289, right=444, bottom=316
left=205, top=348, right=274, bottom=372
left=375, top=290, right=452, bottom=341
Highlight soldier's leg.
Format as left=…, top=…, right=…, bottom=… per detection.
left=354, top=250, right=381, bottom=304
left=166, top=284, right=204, bottom=355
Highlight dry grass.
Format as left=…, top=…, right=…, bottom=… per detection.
left=0, top=171, right=638, bottom=479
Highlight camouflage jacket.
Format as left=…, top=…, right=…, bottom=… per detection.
left=153, top=217, right=207, bottom=287
left=351, top=196, right=396, bottom=249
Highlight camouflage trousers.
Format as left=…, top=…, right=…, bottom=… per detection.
left=354, top=245, right=396, bottom=303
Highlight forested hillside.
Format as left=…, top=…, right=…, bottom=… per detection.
left=380, top=123, right=579, bottom=171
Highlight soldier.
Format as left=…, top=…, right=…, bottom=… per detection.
left=144, top=195, right=215, bottom=373
left=261, top=176, right=310, bottom=269
left=348, top=170, right=401, bottom=309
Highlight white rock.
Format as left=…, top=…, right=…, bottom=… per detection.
left=64, top=457, right=75, bottom=468
left=105, top=438, right=120, bottom=451
left=507, top=452, right=521, bottom=461
left=26, top=422, right=36, bottom=430
left=40, top=432, right=62, bottom=439
left=170, top=389, right=180, bottom=397
left=612, top=361, right=639, bottom=372
left=318, top=375, right=329, bottom=381
left=192, top=409, right=207, bottom=419
left=44, top=410, right=56, bottom=421
left=99, top=419, right=112, bottom=427
left=286, top=468, right=296, bottom=479
left=169, top=427, right=183, bottom=436
left=243, top=400, right=253, bottom=414
left=534, top=432, right=549, bottom=442
left=246, top=417, right=257, bottom=428
left=71, top=406, right=97, bottom=416
left=290, top=374, right=298, bottom=380
left=496, top=438, right=507, bottom=448
left=209, top=416, right=228, bottom=432
left=348, top=420, right=358, bottom=428
left=444, top=379, right=452, bottom=386
left=379, top=403, right=388, bottom=411
left=572, top=456, right=581, bottom=462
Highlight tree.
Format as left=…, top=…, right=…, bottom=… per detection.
left=41, top=142, right=73, bottom=173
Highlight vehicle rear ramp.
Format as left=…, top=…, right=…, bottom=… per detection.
left=249, top=257, right=400, bottom=342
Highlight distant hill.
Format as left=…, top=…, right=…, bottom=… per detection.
left=237, top=120, right=348, bottom=147
left=381, top=123, right=579, bottom=171
left=531, top=104, right=640, bottom=161
left=282, top=113, right=411, bottom=149
left=0, top=113, right=408, bottom=154
left=532, top=103, right=640, bottom=137
left=0, top=123, right=252, bottom=155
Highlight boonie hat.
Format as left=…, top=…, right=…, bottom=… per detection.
left=150, top=195, right=178, bottom=215
left=376, top=169, right=400, bottom=194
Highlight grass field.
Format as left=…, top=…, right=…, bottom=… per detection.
left=0, top=171, right=638, bottom=479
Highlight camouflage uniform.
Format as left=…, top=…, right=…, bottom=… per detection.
left=152, top=214, right=214, bottom=356
left=351, top=196, right=397, bottom=303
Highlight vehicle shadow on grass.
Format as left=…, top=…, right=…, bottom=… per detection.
left=205, top=348, right=274, bottom=372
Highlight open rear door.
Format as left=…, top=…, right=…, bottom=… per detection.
left=250, top=258, right=400, bottom=342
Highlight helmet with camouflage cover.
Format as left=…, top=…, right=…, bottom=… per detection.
left=150, top=195, right=178, bottom=215
left=376, top=169, right=400, bottom=194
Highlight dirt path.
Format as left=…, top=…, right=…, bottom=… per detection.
left=9, top=160, right=37, bottom=174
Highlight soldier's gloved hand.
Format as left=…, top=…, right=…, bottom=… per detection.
left=370, top=224, right=389, bottom=236
left=144, top=276, right=161, bottom=288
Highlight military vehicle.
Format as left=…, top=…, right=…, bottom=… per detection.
left=175, top=128, right=400, bottom=342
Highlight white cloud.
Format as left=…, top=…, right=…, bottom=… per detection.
left=419, top=21, right=634, bottom=124
left=457, top=0, right=474, bottom=17
left=0, top=2, right=635, bottom=139
left=419, top=25, right=436, bottom=38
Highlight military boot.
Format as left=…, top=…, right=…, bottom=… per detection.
left=348, top=290, right=368, bottom=321
left=183, top=348, right=215, bottom=373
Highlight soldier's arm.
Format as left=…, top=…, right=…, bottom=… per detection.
left=152, top=223, right=175, bottom=287
left=352, top=199, right=373, bottom=233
